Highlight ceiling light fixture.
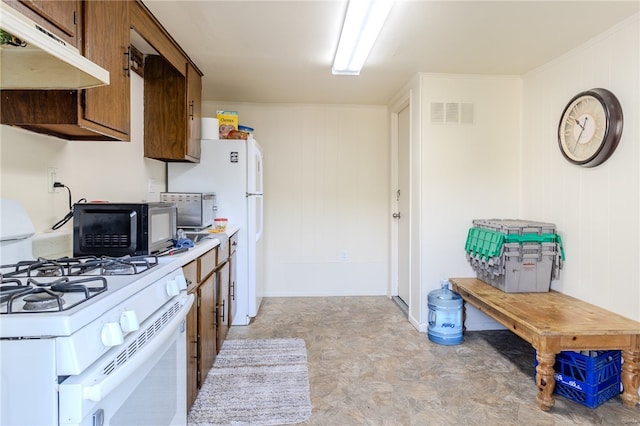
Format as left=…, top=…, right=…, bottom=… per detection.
left=332, top=0, right=394, bottom=75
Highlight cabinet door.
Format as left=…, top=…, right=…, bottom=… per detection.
left=185, top=292, right=198, bottom=411
left=197, top=275, right=216, bottom=387
left=185, top=62, right=202, bottom=160
left=216, top=262, right=230, bottom=351
left=10, top=0, right=79, bottom=45
left=143, top=55, right=186, bottom=160
left=143, top=57, right=202, bottom=162
left=82, top=0, right=130, bottom=139
left=229, top=249, right=237, bottom=327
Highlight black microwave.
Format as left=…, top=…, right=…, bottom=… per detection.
left=73, top=202, right=177, bottom=257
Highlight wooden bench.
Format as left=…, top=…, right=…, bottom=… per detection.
left=449, top=277, right=640, bottom=411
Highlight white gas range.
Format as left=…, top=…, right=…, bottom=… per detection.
left=0, top=199, right=201, bottom=426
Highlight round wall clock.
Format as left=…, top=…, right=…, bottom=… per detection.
left=557, top=88, right=623, bottom=167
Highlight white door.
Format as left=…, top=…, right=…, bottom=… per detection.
left=397, top=105, right=410, bottom=305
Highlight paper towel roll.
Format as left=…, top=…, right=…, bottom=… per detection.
left=201, top=117, right=219, bottom=140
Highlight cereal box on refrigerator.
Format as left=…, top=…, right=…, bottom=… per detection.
left=216, top=110, right=238, bottom=139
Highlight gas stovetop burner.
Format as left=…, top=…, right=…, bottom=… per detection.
left=101, top=261, right=136, bottom=275
left=23, top=291, right=65, bottom=311
left=34, top=265, right=64, bottom=277
left=0, top=276, right=108, bottom=314
left=1, top=257, right=91, bottom=278
left=81, top=256, right=158, bottom=275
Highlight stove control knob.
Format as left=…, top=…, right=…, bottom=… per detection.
left=101, top=322, right=124, bottom=347
left=120, top=310, right=140, bottom=333
left=175, top=275, right=187, bottom=291
left=166, top=279, right=180, bottom=297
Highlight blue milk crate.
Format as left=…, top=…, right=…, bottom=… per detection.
left=534, top=350, right=621, bottom=408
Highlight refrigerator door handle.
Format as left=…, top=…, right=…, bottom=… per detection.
left=256, top=195, right=263, bottom=242
left=256, top=210, right=263, bottom=242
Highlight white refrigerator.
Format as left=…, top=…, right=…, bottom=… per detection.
left=167, top=138, right=264, bottom=326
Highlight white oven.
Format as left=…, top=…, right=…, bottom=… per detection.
left=58, top=292, right=193, bottom=426
left=0, top=198, right=194, bottom=426
left=0, top=290, right=192, bottom=426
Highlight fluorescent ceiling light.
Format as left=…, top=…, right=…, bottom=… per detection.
left=332, top=0, right=394, bottom=75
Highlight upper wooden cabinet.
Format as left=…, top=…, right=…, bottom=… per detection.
left=3, top=0, right=80, bottom=47
left=0, top=0, right=131, bottom=141
left=186, top=62, right=202, bottom=160
left=1, top=0, right=202, bottom=147
left=81, top=0, right=130, bottom=138
left=143, top=56, right=201, bottom=162
left=130, top=0, right=203, bottom=162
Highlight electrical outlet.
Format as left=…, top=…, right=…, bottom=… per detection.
left=339, top=250, right=349, bottom=262
left=147, top=179, right=156, bottom=193
left=48, top=167, right=59, bottom=193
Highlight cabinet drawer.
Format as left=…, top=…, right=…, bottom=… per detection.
left=183, top=260, right=197, bottom=293
left=229, top=232, right=239, bottom=257
left=198, top=247, right=218, bottom=281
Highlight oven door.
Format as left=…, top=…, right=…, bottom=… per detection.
left=58, top=294, right=194, bottom=426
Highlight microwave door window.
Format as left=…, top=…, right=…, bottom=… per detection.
left=80, top=210, right=136, bottom=252
left=151, top=212, right=172, bottom=245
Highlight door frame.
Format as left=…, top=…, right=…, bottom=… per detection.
left=389, top=91, right=410, bottom=305
left=389, top=78, right=423, bottom=332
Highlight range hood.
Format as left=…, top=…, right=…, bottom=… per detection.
left=0, top=2, right=109, bottom=89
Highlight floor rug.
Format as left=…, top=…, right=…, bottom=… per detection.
left=188, top=338, right=312, bottom=426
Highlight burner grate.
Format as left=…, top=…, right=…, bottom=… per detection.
left=1, top=255, right=158, bottom=278
left=0, top=276, right=108, bottom=314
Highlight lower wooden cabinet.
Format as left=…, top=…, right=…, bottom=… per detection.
left=183, top=246, right=218, bottom=411
left=228, top=231, right=238, bottom=327
left=185, top=293, right=198, bottom=410
left=216, top=261, right=230, bottom=350
left=182, top=234, right=236, bottom=412
left=198, top=274, right=217, bottom=385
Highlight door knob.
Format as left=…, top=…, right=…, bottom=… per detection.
left=392, top=212, right=401, bottom=218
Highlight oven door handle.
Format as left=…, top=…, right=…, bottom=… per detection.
left=83, top=294, right=194, bottom=402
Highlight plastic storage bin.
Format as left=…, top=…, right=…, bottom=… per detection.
left=534, top=350, right=621, bottom=408
left=465, top=219, right=564, bottom=292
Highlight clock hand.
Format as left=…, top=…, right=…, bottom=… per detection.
left=575, top=118, right=585, bottom=130
left=572, top=117, right=588, bottom=153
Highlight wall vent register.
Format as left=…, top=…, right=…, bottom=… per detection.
left=430, top=102, right=474, bottom=125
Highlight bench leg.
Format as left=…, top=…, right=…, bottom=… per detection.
left=535, top=351, right=556, bottom=411
left=620, top=350, right=640, bottom=407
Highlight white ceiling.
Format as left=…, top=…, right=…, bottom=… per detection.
left=142, top=1, right=639, bottom=105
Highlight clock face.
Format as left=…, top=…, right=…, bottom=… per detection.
left=559, top=95, right=606, bottom=162
left=557, top=88, right=623, bottom=167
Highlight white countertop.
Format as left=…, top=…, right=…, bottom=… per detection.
left=156, top=223, right=239, bottom=268
left=30, top=224, right=239, bottom=266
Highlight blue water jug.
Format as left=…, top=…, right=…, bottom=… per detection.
left=427, top=279, right=463, bottom=345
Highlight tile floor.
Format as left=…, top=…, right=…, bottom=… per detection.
left=226, top=296, right=639, bottom=425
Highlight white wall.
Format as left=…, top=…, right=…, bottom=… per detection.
left=0, top=74, right=166, bottom=255
left=2, top=13, right=636, bottom=325
left=412, top=74, right=523, bottom=331
left=201, top=102, right=390, bottom=297
left=398, top=15, right=640, bottom=333
left=521, top=14, right=640, bottom=321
